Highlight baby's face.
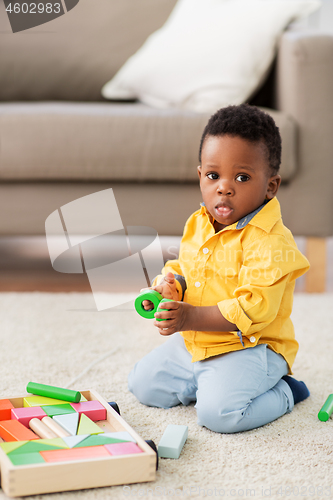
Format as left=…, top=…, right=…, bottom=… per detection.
left=198, top=134, right=281, bottom=231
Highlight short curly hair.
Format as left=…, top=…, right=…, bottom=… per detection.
left=199, top=104, right=281, bottom=175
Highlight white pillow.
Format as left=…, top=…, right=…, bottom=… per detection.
left=101, top=0, right=321, bottom=113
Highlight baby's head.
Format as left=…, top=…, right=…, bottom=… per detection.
left=197, top=104, right=282, bottom=231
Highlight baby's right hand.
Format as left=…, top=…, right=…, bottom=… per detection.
left=140, top=272, right=180, bottom=310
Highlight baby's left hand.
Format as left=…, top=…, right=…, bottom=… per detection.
left=153, top=301, right=195, bottom=336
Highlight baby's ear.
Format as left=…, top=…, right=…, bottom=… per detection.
left=266, top=174, right=281, bottom=198
left=197, top=165, right=202, bottom=179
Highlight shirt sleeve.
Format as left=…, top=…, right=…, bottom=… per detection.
left=217, top=235, right=310, bottom=336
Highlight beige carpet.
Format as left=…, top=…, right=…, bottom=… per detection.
left=0, top=292, right=333, bottom=500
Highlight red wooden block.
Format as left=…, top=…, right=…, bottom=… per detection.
left=69, top=401, right=106, bottom=421
left=11, top=406, right=47, bottom=428
left=0, top=420, right=39, bottom=442
left=40, top=445, right=110, bottom=462
left=105, top=442, right=142, bottom=456
left=0, top=400, right=14, bottom=421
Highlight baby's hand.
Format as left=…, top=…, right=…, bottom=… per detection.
left=140, top=272, right=180, bottom=310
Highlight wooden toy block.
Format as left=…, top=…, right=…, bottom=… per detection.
left=318, top=394, right=333, bottom=421
left=0, top=441, right=28, bottom=454
left=157, top=424, right=188, bottom=459
left=8, top=440, right=66, bottom=455
left=0, top=420, right=39, bottom=442
left=11, top=407, right=46, bottom=428
left=70, top=400, right=107, bottom=421
left=105, top=442, right=143, bottom=456
left=41, top=404, right=76, bottom=417
left=0, top=389, right=156, bottom=497
left=40, top=445, right=110, bottom=463
left=103, top=431, right=136, bottom=443
left=26, top=382, right=81, bottom=403
left=62, top=435, right=90, bottom=448
left=74, top=434, right=128, bottom=448
left=0, top=400, right=14, bottom=421
left=37, top=438, right=69, bottom=449
left=29, top=418, right=57, bottom=439
left=77, top=413, right=104, bottom=435
left=9, top=452, right=45, bottom=466
left=41, top=417, right=70, bottom=438
left=24, top=396, right=73, bottom=407
left=53, top=412, right=79, bottom=435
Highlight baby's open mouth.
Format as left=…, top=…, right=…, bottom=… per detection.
left=215, top=204, right=233, bottom=217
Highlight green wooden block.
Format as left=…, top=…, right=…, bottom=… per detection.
left=9, top=440, right=66, bottom=455
left=158, top=424, right=188, bottom=459
left=9, top=452, right=45, bottom=466
left=41, top=404, right=76, bottom=417
left=74, top=434, right=127, bottom=448
left=0, top=441, right=28, bottom=454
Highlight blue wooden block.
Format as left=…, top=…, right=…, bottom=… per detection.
left=158, top=424, right=188, bottom=459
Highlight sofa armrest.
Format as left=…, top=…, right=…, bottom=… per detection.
left=275, top=30, right=333, bottom=236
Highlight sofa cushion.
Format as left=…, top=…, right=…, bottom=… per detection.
left=102, top=0, right=320, bottom=112
left=0, top=103, right=297, bottom=182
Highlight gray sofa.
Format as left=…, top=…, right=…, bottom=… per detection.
left=1, top=0, right=333, bottom=237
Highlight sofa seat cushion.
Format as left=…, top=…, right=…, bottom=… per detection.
left=0, top=102, right=297, bottom=182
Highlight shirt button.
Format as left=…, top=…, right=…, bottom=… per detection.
left=250, top=336, right=256, bottom=343
left=203, top=248, right=209, bottom=254
left=195, top=282, right=201, bottom=287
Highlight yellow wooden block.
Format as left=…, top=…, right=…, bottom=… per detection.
left=77, top=414, right=103, bottom=435
left=24, top=396, right=72, bottom=407
left=38, top=438, right=69, bottom=449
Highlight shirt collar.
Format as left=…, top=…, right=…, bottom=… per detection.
left=199, top=197, right=281, bottom=233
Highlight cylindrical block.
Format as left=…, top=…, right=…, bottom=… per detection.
left=318, top=394, right=333, bottom=422
left=29, top=418, right=58, bottom=439
left=156, top=298, right=174, bottom=322
left=27, top=382, right=81, bottom=403
left=42, top=416, right=70, bottom=438
left=134, top=290, right=163, bottom=319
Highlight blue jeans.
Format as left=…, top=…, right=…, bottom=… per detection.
left=128, top=333, right=294, bottom=433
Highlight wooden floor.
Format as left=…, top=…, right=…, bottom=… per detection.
left=0, top=237, right=332, bottom=293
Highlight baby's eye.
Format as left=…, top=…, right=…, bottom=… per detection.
left=236, top=174, right=250, bottom=182
left=207, top=173, right=219, bottom=180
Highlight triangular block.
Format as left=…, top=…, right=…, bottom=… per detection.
left=9, top=441, right=65, bottom=455
left=103, top=431, right=136, bottom=443
left=0, top=440, right=28, bottom=454
left=77, top=414, right=103, bottom=435
left=74, top=434, right=128, bottom=448
left=62, top=435, right=90, bottom=448
left=53, top=413, right=79, bottom=436
left=37, top=438, right=68, bottom=449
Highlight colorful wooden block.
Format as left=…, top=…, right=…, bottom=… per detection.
left=53, top=412, right=79, bottom=435
left=103, top=432, right=136, bottom=443
left=8, top=440, right=66, bottom=455
left=40, top=445, right=110, bottom=463
left=0, top=440, right=28, bottom=454
left=74, top=434, right=128, bottom=448
left=41, top=417, right=70, bottom=438
left=0, top=420, right=39, bottom=442
left=0, top=399, right=14, bottom=421
left=11, top=406, right=47, bottom=427
left=37, top=438, right=69, bottom=449
left=41, top=404, right=76, bottom=417
left=24, top=396, right=72, bottom=407
left=157, top=424, right=188, bottom=459
left=9, top=452, right=45, bottom=466
left=77, top=414, right=104, bottom=435
left=26, top=382, right=81, bottom=403
left=29, top=418, right=57, bottom=439
left=105, top=442, right=142, bottom=456
left=62, top=435, right=90, bottom=448
left=70, top=401, right=106, bottom=421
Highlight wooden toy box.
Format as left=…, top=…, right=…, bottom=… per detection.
left=0, top=389, right=156, bottom=497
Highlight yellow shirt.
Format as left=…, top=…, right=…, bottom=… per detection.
left=153, top=197, right=309, bottom=372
